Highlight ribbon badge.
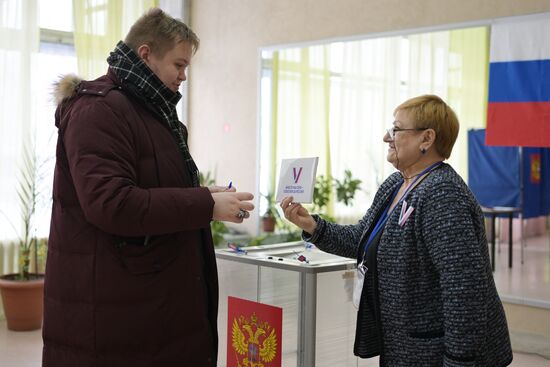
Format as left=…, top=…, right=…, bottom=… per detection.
left=398, top=200, right=414, bottom=227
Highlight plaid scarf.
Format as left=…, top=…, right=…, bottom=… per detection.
left=107, top=41, right=200, bottom=187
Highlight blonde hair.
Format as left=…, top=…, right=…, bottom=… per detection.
left=124, top=8, right=199, bottom=57
left=394, top=95, right=459, bottom=159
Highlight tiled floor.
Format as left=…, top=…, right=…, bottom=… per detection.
left=0, top=322, right=548, bottom=366
left=0, top=322, right=550, bottom=367
left=492, top=233, right=550, bottom=307
left=1, top=233, right=549, bottom=366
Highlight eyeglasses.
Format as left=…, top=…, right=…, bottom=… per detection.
left=386, top=126, right=428, bottom=139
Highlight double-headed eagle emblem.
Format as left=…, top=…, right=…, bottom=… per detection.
left=231, top=312, right=278, bottom=367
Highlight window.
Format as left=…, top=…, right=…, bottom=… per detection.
left=32, top=0, right=78, bottom=237
left=259, top=27, right=488, bottom=222
left=39, top=0, right=73, bottom=32
left=0, top=0, right=77, bottom=241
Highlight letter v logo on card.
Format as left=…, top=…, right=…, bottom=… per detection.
left=293, top=167, right=303, bottom=184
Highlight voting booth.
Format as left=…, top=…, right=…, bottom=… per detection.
left=468, top=129, right=550, bottom=219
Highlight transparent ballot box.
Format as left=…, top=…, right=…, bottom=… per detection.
left=216, top=241, right=373, bottom=367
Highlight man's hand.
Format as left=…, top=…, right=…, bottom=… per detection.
left=208, top=185, right=236, bottom=193
left=211, top=192, right=255, bottom=223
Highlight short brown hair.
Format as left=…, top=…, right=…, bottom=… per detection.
left=124, top=8, right=199, bottom=57
left=394, top=95, right=459, bottom=159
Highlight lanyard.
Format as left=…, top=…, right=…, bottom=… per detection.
left=362, top=161, right=443, bottom=258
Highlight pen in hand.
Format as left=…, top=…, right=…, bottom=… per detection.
left=223, top=181, right=233, bottom=192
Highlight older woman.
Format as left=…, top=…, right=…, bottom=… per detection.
left=281, top=95, right=512, bottom=366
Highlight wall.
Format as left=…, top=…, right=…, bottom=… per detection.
left=187, top=0, right=550, bottom=234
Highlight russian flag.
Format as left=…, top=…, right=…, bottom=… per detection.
left=487, top=16, right=550, bottom=147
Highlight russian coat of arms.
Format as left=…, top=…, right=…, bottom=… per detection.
left=231, top=312, right=278, bottom=367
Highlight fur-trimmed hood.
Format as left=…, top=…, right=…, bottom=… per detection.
left=53, top=74, right=83, bottom=105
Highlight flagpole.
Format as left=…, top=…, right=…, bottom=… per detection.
left=519, top=146, right=525, bottom=264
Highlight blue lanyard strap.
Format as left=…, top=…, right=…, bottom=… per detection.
left=362, top=161, right=443, bottom=256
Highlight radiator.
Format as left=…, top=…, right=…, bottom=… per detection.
left=0, top=240, right=46, bottom=276
left=0, top=241, right=18, bottom=276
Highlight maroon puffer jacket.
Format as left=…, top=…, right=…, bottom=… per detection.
left=43, top=71, right=218, bottom=367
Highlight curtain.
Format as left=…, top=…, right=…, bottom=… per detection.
left=264, top=27, right=489, bottom=222
left=0, top=0, right=39, bottom=241
left=72, top=0, right=157, bottom=80
left=266, top=46, right=334, bottom=215
left=446, top=27, right=489, bottom=182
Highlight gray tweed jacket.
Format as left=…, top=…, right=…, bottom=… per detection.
left=305, top=163, right=512, bottom=367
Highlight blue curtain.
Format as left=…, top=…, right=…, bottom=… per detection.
left=468, top=129, right=550, bottom=218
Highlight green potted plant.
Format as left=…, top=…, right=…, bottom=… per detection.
left=0, top=142, right=47, bottom=331
left=312, top=174, right=333, bottom=221
left=261, top=192, right=279, bottom=233
left=312, top=170, right=362, bottom=222
left=210, top=220, right=229, bottom=247
left=199, top=170, right=229, bottom=247
left=334, top=169, right=362, bottom=206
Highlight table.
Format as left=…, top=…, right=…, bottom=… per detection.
left=216, top=241, right=356, bottom=367
left=481, top=206, right=521, bottom=271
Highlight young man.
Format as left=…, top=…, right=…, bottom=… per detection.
left=44, top=8, right=252, bottom=366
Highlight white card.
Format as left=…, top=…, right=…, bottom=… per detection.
left=275, top=157, right=319, bottom=203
